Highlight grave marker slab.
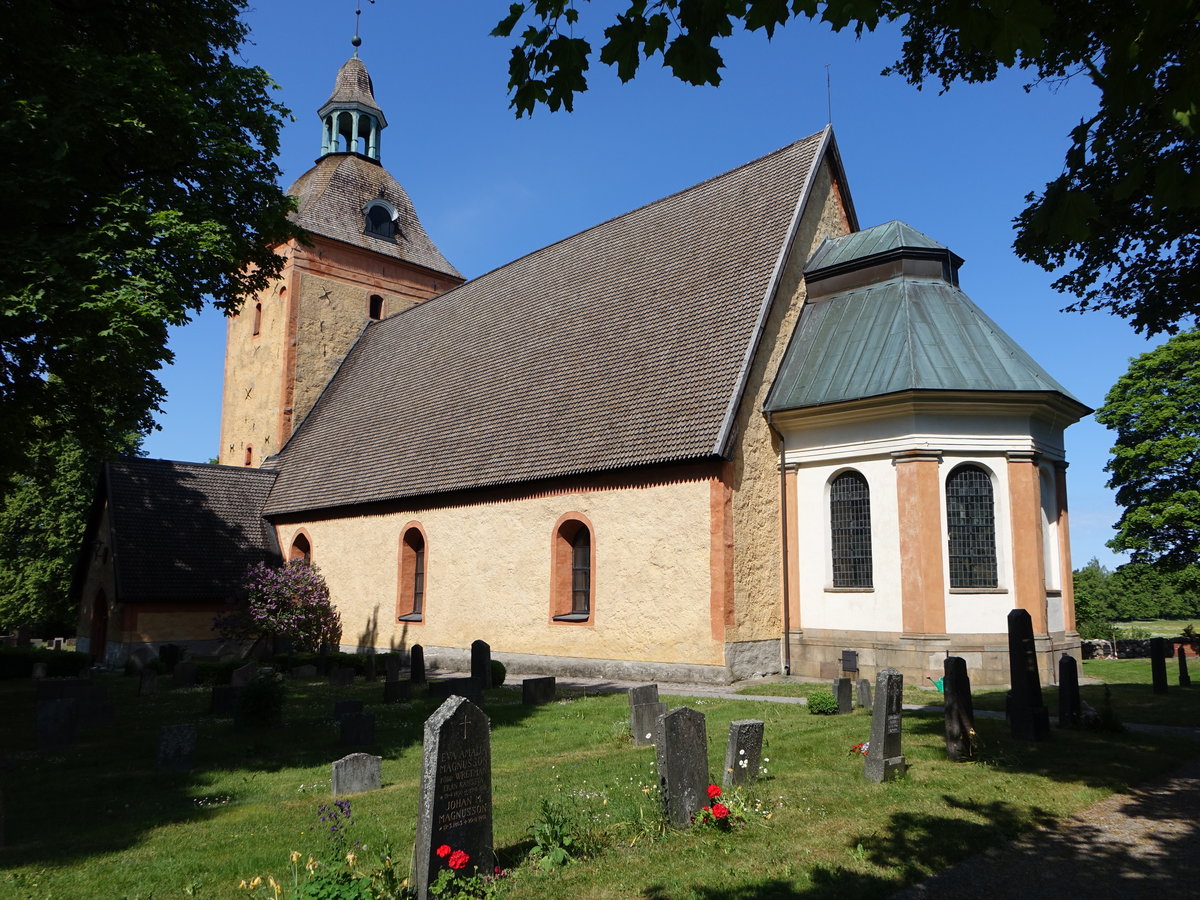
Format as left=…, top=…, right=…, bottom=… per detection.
left=384, top=680, right=413, bottom=703
left=631, top=701, right=667, bottom=747
left=231, top=663, right=257, bottom=687
left=1150, top=637, right=1169, bottom=694
left=36, top=698, right=78, bottom=750
left=173, top=661, right=198, bottom=687
left=722, top=719, right=764, bottom=788
left=629, top=684, right=660, bottom=708
left=1178, top=645, right=1191, bottom=687
left=429, top=678, right=484, bottom=705
left=856, top=678, right=873, bottom=711
left=470, top=640, right=492, bottom=689
left=384, top=656, right=402, bottom=683
left=330, top=666, right=355, bottom=687
left=410, top=644, right=426, bottom=685
left=158, top=644, right=183, bottom=673
left=655, top=706, right=708, bottom=827
left=864, top=668, right=906, bottom=783
left=333, top=699, right=364, bottom=721
left=157, top=723, right=197, bottom=771
left=1057, top=654, right=1082, bottom=728
left=943, top=657, right=976, bottom=761
left=833, top=677, right=853, bottom=714
left=290, top=664, right=318, bottom=680
left=339, top=711, right=376, bottom=748
left=521, top=676, right=556, bottom=705
left=413, top=697, right=493, bottom=900
left=139, top=670, right=158, bottom=697
left=15, top=625, right=30, bottom=648
left=1007, top=609, right=1050, bottom=741
left=332, top=752, right=382, bottom=796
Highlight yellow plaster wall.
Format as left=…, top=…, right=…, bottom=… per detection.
left=278, top=478, right=720, bottom=665
left=726, top=160, right=854, bottom=643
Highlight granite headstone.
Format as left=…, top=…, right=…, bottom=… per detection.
left=864, top=668, right=906, bottom=783
left=1058, top=653, right=1082, bottom=728
left=332, top=752, right=382, bottom=796
left=1150, top=637, right=1168, bottom=694
left=833, top=677, right=853, bottom=714
left=157, top=723, right=197, bottom=771
left=655, top=706, right=708, bottom=827
left=521, top=676, right=556, bottom=705
left=722, top=719, right=764, bottom=788
left=943, top=656, right=976, bottom=761
left=410, top=644, right=426, bottom=685
left=1007, top=608, right=1050, bottom=741
left=470, top=640, right=492, bottom=689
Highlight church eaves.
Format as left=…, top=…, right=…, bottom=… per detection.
left=264, top=131, right=832, bottom=517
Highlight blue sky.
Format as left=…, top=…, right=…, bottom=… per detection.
left=142, top=1, right=1163, bottom=569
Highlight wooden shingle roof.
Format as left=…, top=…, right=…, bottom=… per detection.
left=265, top=131, right=832, bottom=516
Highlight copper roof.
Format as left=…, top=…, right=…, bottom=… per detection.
left=319, top=56, right=385, bottom=122
left=287, top=154, right=461, bottom=279
left=265, top=132, right=831, bottom=516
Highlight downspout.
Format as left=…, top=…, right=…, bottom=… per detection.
left=767, top=414, right=791, bottom=676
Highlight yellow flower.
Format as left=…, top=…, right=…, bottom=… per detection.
left=250, top=876, right=262, bottom=888
left=238, top=880, right=248, bottom=889
left=346, top=851, right=358, bottom=867
left=306, top=855, right=319, bottom=874
left=290, top=850, right=302, bottom=864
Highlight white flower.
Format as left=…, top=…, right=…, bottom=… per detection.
left=739, top=749, right=745, bottom=755
left=738, top=759, right=748, bottom=768
left=645, top=733, right=652, bottom=739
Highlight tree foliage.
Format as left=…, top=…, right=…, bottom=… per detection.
left=1072, top=557, right=1199, bottom=634
left=0, top=0, right=299, bottom=482
left=494, top=0, right=1200, bottom=335
left=215, top=560, right=342, bottom=653
left=1095, top=330, right=1200, bottom=568
left=0, top=430, right=139, bottom=631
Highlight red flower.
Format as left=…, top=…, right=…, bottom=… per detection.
left=707, top=784, right=722, bottom=800
left=448, top=850, right=470, bottom=870
left=712, top=803, right=729, bottom=819
left=436, top=844, right=451, bottom=858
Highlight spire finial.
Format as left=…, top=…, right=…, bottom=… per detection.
left=352, top=0, right=373, bottom=57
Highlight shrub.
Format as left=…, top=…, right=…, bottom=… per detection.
left=214, top=560, right=341, bottom=653
left=806, top=689, right=839, bottom=715
left=0, top=647, right=91, bottom=679
left=490, top=659, right=506, bottom=687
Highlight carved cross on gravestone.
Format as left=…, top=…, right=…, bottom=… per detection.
left=864, top=668, right=906, bottom=782
left=943, top=656, right=976, bottom=761
left=655, top=706, right=709, bottom=827
left=412, top=697, right=493, bottom=900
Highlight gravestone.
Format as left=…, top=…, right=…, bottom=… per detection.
left=231, top=662, right=257, bottom=687
left=15, top=625, right=31, bottom=647
left=291, top=664, right=318, bottom=680
left=412, top=696, right=493, bottom=900
left=864, top=668, right=906, bottom=783
left=629, top=684, right=659, bottom=708
left=139, top=670, right=158, bottom=697
left=173, top=661, right=199, bottom=687
left=656, top=707, right=708, bottom=827
left=52, top=637, right=63, bottom=651
left=340, top=711, right=377, bottom=748
left=521, top=676, right=556, bottom=706
left=1178, top=645, right=1192, bottom=687
left=384, top=655, right=402, bottom=683
left=943, top=656, right=976, bottom=761
left=722, top=719, right=764, bottom=788
left=330, top=666, right=355, bottom=687
left=332, top=752, right=382, bottom=796
left=856, top=678, right=873, bottom=711
left=334, top=699, right=364, bottom=721
left=1150, top=637, right=1168, bottom=694
left=833, top=677, right=853, bottom=714
left=429, top=678, right=484, bottom=706
left=470, top=640, right=492, bottom=689
left=384, top=680, right=413, bottom=703
left=210, top=684, right=243, bottom=717
left=365, top=654, right=378, bottom=683
left=157, top=723, right=197, bottom=771
left=631, top=701, right=668, bottom=747
left=410, top=644, right=426, bottom=685
left=31, top=662, right=47, bottom=680
left=36, top=698, right=78, bottom=750
left=158, top=643, right=183, bottom=673
left=1007, top=609, right=1051, bottom=741
left=1058, top=654, right=1082, bottom=728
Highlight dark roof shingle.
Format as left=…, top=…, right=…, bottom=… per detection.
left=266, top=132, right=830, bottom=515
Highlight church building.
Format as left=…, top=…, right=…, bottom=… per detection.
left=73, top=51, right=1089, bottom=687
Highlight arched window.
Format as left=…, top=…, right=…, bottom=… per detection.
left=363, top=201, right=396, bottom=240
left=369, top=294, right=384, bottom=320
left=289, top=532, right=311, bottom=563
left=244, top=446, right=253, bottom=467
left=830, top=470, right=872, bottom=588
left=946, top=464, right=997, bottom=589
left=397, top=526, right=426, bottom=622
left=552, top=516, right=593, bottom=622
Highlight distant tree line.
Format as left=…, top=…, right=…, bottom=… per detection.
left=1073, top=558, right=1200, bottom=638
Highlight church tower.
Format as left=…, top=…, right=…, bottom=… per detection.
left=219, top=47, right=463, bottom=468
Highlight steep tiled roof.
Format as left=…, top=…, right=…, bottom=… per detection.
left=319, top=56, right=385, bottom=121
left=105, top=459, right=279, bottom=602
left=287, top=154, right=461, bottom=278
left=265, top=132, right=831, bottom=516
left=766, top=223, right=1088, bottom=412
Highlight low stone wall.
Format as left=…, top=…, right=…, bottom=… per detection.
left=1083, top=637, right=1198, bottom=659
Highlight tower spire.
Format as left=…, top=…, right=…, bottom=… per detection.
left=317, top=11, right=386, bottom=162
left=352, top=0, right=363, bottom=57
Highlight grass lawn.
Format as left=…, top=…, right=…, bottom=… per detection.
left=1107, top=618, right=1197, bottom=638
left=1, top=669, right=1197, bottom=900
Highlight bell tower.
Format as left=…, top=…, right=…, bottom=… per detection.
left=219, top=37, right=463, bottom=468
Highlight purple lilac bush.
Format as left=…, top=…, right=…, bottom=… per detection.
left=214, top=560, right=341, bottom=652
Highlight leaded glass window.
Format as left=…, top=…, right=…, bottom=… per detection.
left=947, top=464, right=998, bottom=589
left=830, top=471, right=872, bottom=588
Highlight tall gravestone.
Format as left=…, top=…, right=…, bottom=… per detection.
left=1058, top=653, right=1082, bottom=728
left=864, top=668, right=906, bottom=782
left=157, top=723, right=197, bottom=771
left=1007, top=609, right=1050, bottom=741
left=470, top=640, right=492, bottom=689
left=655, top=706, right=708, bottom=827
left=722, top=719, right=764, bottom=787
left=1178, top=645, right=1191, bottom=687
left=413, top=697, right=493, bottom=900
left=410, top=644, right=426, bottom=685
left=943, top=656, right=976, bottom=761
left=833, top=678, right=853, bottom=714
left=384, top=655, right=401, bottom=683
left=628, top=684, right=663, bottom=746
left=332, top=752, right=382, bottom=796
left=856, top=678, right=873, bottom=711
left=1150, top=637, right=1169, bottom=694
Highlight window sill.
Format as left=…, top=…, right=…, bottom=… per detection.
left=552, top=613, right=591, bottom=623
left=397, top=613, right=423, bottom=623
left=948, top=587, right=1008, bottom=594
left=825, top=586, right=875, bottom=593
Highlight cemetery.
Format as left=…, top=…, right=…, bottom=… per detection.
left=0, top=639, right=1196, bottom=899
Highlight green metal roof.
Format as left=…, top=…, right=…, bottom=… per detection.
left=805, top=220, right=951, bottom=274
left=765, top=274, right=1085, bottom=412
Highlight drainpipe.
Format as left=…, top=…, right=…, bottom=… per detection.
left=767, top=414, right=791, bottom=676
